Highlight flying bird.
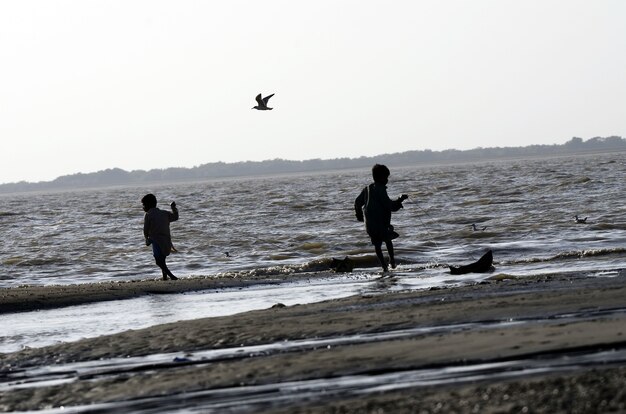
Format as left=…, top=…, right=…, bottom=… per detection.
left=252, top=93, right=274, bottom=110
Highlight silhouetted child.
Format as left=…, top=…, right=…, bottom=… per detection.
left=142, top=193, right=179, bottom=280
left=355, top=164, right=408, bottom=272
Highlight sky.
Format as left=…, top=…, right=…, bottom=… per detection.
left=1, top=1, right=625, bottom=184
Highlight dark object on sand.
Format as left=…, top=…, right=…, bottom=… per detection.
left=330, top=256, right=355, bottom=273
left=449, top=250, right=494, bottom=275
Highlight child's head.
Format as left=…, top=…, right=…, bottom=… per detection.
left=141, top=193, right=157, bottom=212
left=372, top=164, right=390, bottom=184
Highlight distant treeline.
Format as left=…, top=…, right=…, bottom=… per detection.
left=1, top=136, right=624, bottom=194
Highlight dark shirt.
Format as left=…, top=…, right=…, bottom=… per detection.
left=143, top=206, right=179, bottom=257
left=354, top=183, right=403, bottom=241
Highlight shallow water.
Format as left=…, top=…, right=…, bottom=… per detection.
left=1, top=153, right=625, bottom=287
left=0, top=268, right=509, bottom=353
left=1, top=266, right=621, bottom=354
left=0, top=275, right=374, bottom=353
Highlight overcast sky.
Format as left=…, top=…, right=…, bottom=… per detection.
left=1, top=1, right=625, bottom=184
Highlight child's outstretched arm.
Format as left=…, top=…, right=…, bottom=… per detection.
left=391, top=194, right=409, bottom=212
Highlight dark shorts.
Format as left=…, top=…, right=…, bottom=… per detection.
left=152, top=242, right=166, bottom=261
left=369, top=229, right=399, bottom=246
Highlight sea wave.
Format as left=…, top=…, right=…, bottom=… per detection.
left=5, top=257, right=69, bottom=267
left=501, top=247, right=626, bottom=265
left=591, top=223, right=626, bottom=231
left=0, top=211, right=20, bottom=217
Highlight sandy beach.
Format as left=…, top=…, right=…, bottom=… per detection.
left=1, top=271, right=626, bottom=412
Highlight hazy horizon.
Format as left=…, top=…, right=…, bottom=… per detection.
left=2, top=136, right=623, bottom=189
left=1, top=135, right=613, bottom=185
left=2, top=1, right=625, bottom=184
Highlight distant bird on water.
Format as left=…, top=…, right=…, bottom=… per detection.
left=471, top=224, right=487, bottom=231
left=252, top=93, right=274, bottom=110
left=574, top=215, right=588, bottom=224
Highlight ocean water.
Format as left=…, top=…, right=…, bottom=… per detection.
left=1, top=153, right=625, bottom=288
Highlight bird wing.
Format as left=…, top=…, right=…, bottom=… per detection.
left=262, top=93, right=274, bottom=104
left=255, top=94, right=264, bottom=106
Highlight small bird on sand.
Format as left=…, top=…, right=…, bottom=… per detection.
left=471, top=224, right=487, bottom=231
left=574, top=215, right=588, bottom=224
left=252, top=93, right=274, bottom=110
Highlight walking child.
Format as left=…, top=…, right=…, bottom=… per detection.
left=142, top=193, right=179, bottom=280
left=355, top=164, right=408, bottom=272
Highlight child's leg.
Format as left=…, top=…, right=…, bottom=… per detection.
left=385, top=240, right=396, bottom=269
left=153, top=244, right=177, bottom=280
left=163, top=257, right=177, bottom=280
left=155, top=256, right=178, bottom=280
left=154, top=256, right=168, bottom=279
left=373, top=240, right=388, bottom=272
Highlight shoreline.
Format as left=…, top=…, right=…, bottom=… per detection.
left=1, top=271, right=626, bottom=411
left=0, top=267, right=618, bottom=315
left=0, top=272, right=348, bottom=314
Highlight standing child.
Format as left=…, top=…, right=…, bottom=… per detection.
left=141, top=193, right=179, bottom=280
left=355, top=164, right=408, bottom=272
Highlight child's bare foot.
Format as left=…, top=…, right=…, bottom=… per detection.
left=390, top=260, right=396, bottom=269
left=169, top=275, right=178, bottom=280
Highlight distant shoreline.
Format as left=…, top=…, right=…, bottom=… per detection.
left=1, top=137, right=624, bottom=194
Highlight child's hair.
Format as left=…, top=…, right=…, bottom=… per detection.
left=141, top=193, right=157, bottom=209
left=372, top=164, right=390, bottom=183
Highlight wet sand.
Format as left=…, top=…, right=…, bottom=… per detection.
left=1, top=271, right=626, bottom=412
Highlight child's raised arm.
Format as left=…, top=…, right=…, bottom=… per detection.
left=169, top=201, right=179, bottom=222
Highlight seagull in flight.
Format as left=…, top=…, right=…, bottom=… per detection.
left=252, top=93, right=274, bottom=110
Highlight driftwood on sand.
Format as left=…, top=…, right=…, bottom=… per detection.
left=449, top=250, right=494, bottom=275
